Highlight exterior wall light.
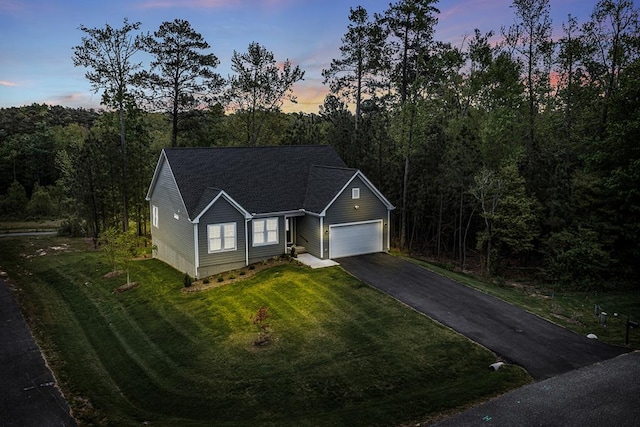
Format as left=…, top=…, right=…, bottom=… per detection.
left=354, top=205, right=360, bottom=210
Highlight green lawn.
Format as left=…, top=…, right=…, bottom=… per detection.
left=0, top=236, right=531, bottom=426
left=407, top=258, right=640, bottom=349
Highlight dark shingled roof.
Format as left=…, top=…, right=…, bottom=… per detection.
left=162, top=146, right=349, bottom=219
left=304, top=165, right=358, bottom=214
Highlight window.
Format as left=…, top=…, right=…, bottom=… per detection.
left=208, top=223, right=236, bottom=253
left=253, top=218, right=279, bottom=246
left=152, top=205, right=159, bottom=228
left=352, top=188, right=360, bottom=199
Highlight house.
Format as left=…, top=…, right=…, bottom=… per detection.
left=145, top=145, right=395, bottom=278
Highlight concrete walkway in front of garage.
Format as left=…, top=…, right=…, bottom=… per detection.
left=296, top=253, right=339, bottom=269
left=338, top=253, right=630, bottom=381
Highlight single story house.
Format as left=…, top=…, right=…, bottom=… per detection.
left=145, top=145, right=395, bottom=278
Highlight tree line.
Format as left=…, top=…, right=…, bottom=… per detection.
left=0, top=0, right=638, bottom=289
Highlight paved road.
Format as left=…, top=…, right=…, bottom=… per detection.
left=0, top=231, right=57, bottom=238
left=338, top=253, right=629, bottom=380
left=433, top=351, right=640, bottom=426
left=0, top=278, right=76, bottom=426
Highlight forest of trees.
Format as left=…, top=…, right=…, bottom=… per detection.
left=1, top=0, right=638, bottom=289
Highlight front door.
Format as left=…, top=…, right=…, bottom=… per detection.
left=286, top=217, right=296, bottom=246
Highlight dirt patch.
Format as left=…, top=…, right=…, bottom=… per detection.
left=20, top=243, right=73, bottom=259
left=114, top=282, right=139, bottom=293
left=503, top=280, right=553, bottom=299
left=103, top=270, right=125, bottom=279
left=551, top=312, right=585, bottom=327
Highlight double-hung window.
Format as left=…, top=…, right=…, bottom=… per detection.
left=152, top=205, right=159, bottom=228
left=253, top=218, right=279, bottom=246
left=208, top=223, right=236, bottom=253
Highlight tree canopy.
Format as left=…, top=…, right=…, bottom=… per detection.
left=2, top=1, right=640, bottom=289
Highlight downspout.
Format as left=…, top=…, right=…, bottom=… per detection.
left=320, top=216, right=324, bottom=259
left=245, top=218, right=250, bottom=266
left=193, top=223, right=199, bottom=278
left=283, top=217, right=287, bottom=255
left=387, top=210, right=391, bottom=251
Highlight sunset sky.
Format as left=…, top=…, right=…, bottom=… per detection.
left=1, top=0, right=597, bottom=114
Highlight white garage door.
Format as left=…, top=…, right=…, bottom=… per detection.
left=329, top=220, right=383, bottom=259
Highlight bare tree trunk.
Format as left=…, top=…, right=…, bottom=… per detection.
left=400, top=154, right=410, bottom=250
left=462, top=206, right=475, bottom=271
left=485, top=218, right=493, bottom=275
left=400, top=106, right=416, bottom=250
left=118, top=104, right=129, bottom=232
left=437, top=192, right=443, bottom=258
left=458, top=192, right=463, bottom=268
left=171, top=94, right=179, bottom=147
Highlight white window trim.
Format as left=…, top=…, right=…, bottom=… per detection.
left=152, top=205, right=159, bottom=228
left=352, top=188, right=360, bottom=199
left=208, top=222, right=237, bottom=253
left=253, top=217, right=279, bottom=247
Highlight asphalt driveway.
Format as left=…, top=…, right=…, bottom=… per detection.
left=433, top=351, right=640, bottom=426
left=0, top=278, right=76, bottom=426
left=338, top=253, right=629, bottom=380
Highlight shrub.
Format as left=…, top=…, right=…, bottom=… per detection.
left=58, top=216, right=87, bottom=237
left=239, top=271, right=246, bottom=276
left=203, top=278, right=210, bottom=284
left=228, top=274, right=236, bottom=280
left=26, top=184, right=55, bottom=218
left=217, top=276, right=224, bottom=283
left=0, top=180, right=28, bottom=218
left=183, top=273, right=192, bottom=288
left=543, top=228, right=614, bottom=289
left=249, top=265, right=255, bottom=270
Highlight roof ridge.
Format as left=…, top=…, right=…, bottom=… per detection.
left=164, top=145, right=331, bottom=150
left=310, top=164, right=357, bottom=171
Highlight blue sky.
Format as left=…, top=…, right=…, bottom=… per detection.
left=1, top=0, right=596, bottom=114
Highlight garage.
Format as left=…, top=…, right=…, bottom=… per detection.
left=329, top=220, right=383, bottom=259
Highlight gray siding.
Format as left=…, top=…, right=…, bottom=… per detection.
left=197, top=197, right=247, bottom=278
left=149, top=157, right=196, bottom=276
left=296, top=215, right=322, bottom=258
left=324, top=175, right=390, bottom=256
left=248, top=216, right=286, bottom=264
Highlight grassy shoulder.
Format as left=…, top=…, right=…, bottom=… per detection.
left=405, top=257, right=640, bottom=349
left=0, top=219, right=62, bottom=233
left=0, top=236, right=531, bottom=426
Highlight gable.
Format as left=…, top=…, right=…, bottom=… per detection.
left=192, top=189, right=251, bottom=223
left=146, top=152, right=188, bottom=215
left=304, top=166, right=358, bottom=214
left=319, top=170, right=395, bottom=216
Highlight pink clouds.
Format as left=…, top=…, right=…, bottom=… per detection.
left=0, top=80, right=19, bottom=87
left=43, top=92, right=101, bottom=110
left=135, top=0, right=291, bottom=10
left=54, top=93, right=90, bottom=103
left=282, top=84, right=329, bottom=114
left=0, top=0, right=25, bottom=14
left=135, top=0, right=239, bottom=9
